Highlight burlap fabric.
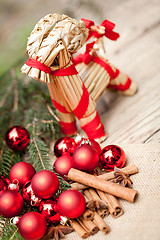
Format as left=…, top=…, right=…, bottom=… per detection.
left=66, top=144, right=160, bottom=240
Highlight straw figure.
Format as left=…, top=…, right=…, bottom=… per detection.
left=21, top=13, right=137, bottom=142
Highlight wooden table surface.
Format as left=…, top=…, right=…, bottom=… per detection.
left=1, top=0, right=159, bottom=144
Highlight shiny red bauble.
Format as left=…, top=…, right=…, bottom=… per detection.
left=9, top=162, right=36, bottom=187
left=39, top=199, right=60, bottom=224
left=54, top=137, right=77, bottom=157
left=31, top=170, right=59, bottom=199
left=0, top=190, right=24, bottom=218
left=54, top=154, right=74, bottom=178
left=5, top=126, right=30, bottom=151
left=22, top=181, right=41, bottom=207
left=99, top=145, right=126, bottom=171
left=0, top=176, right=11, bottom=195
left=17, top=212, right=47, bottom=240
left=76, top=138, right=102, bottom=155
left=57, top=189, right=86, bottom=218
left=72, top=145, right=99, bottom=172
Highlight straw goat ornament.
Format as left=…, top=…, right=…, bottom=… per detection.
left=22, top=13, right=137, bottom=142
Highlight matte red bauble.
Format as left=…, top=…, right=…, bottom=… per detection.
left=76, top=138, right=102, bottom=155
left=57, top=189, right=86, bottom=218
left=72, top=145, right=99, bottom=172
left=54, top=137, right=76, bottom=157
left=54, top=154, right=74, bottom=178
left=9, top=162, right=36, bottom=187
left=22, top=181, right=41, bottom=207
left=0, top=190, right=24, bottom=218
left=5, top=126, right=30, bottom=151
left=0, top=176, right=11, bottom=195
left=31, top=170, right=59, bottom=199
left=39, top=199, right=60, bottom=224
left=99, top=145, right=126, bottom=171
left=17, top=212, right=47, bottom=240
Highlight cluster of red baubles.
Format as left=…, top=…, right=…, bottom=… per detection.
left=0, top=161, right=86, bottom=240
left=1, top=129, right=126, bottom=240
left=53, top=136, right=126, bottom=178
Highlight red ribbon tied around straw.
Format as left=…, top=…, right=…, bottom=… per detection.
left=81, top=18, right=120, bottom=41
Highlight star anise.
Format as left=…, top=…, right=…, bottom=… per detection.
left=42, top=224, right=73, bottom=240
left=113, top=167, right=133, bottom=188
left=86, top=200, right=108, bottom=210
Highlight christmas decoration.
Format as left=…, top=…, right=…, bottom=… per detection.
left=72, top=145, right=99, bottom=172
left=76, top=137, right=102, bottom=155
left=8, top=179, right=20, bottom=191
left=54, top=154, right=74, bottom=179
left=99, top=145, right=126, bottom=171
left=113, top=167, right=133, bottom=188
left=5, top=126, right=30, bottom=151
left=0, top=176, right=11, bottom=195
left=17, top=212, right=47, bottom=240
left=22, top=14, right=137, bottom=143
left=54, top=137, right=77, bottom=158
left=0, top=190, right=24, bottom=218
left=57, top=189, right=86, bottom=218
left=44, top=224, right=73, bottom=240
left=31, top=170, right=59, bottom=199
left=9, top=162, right=36, bottom=187
left=39, top=199, right=61, bottom=224
left=22, top=181, right=41, bottom=207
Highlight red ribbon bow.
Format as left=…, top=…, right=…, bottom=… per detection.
left=81, top=18, right=120, bottom=41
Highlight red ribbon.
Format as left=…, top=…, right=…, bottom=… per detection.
left=51, top=98, right=70, bottom=113
left=108, top=76, right=132, bottom=91
left=81, top=111, right=105, bottom=139
left=25, top=58, right=78, bottom=76
left=59, top=120, right=77, bottom=135
left=73, top=83, right=90, bottom=119
left=81, top=19, right=120, bottom=41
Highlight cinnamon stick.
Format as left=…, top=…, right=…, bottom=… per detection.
left=70, top=219, right=90, bottom=239
left=79, top=216, right=99, bottom=235
left=97, top=190, right=123, bottom=218
left=82, top=208, right=95, bottom=221
left=68, top=168, right=137, bottom=203
left=71, top=165, right=138, bottom=190
left=93, top=211, right=110, bottom=234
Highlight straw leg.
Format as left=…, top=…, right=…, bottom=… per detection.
left=47, top=80, right=77, bottom=135
left=108, top=67, right=138, bottom=96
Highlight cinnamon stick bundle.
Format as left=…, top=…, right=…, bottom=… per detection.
left=93, top=211, right=110, bottom=234
left=68, top=168, right=138, bottom=203
left=84, top=189, right=109, bottom=218
left=82, top=208, right=95, bottom=221
left=71, top=165, right=138, bottom=190
left=78, top=217, right=99, bottom=235
left=70, top=219, right=90, bottom=239
left=97, top=190, right=123, bottom=218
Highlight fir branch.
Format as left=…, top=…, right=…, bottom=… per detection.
left=10, top=69, right=18, bottom=113
left=32, top=120, right=46, bottom=170
left=46, top=102, right=60, bottom=122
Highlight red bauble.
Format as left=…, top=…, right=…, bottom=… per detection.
left=22, top=181, right=41, bottom=207
left=57, top=189, right=86, bottom=218
left=76, top=137, right=102, bottom=155
left=31, top=170, right=59, bottom=199
left=0, top=176, right=11, bottom=195
left=5, top=126, right=30, bottom=151
left=39, top=199, right=61, bottom=224
left=0, top=190, right=24, bottom=218
left=99, top=145, right=126, bottom=171
left=9, top=162, right=36, bottom=187
left=54, top=137, right=77, bottom=157
left=72, top=145, right=99, bottom=172
left=54, top=154, right=74, bottom=179
left=17, top=212, right=47, bottom=240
